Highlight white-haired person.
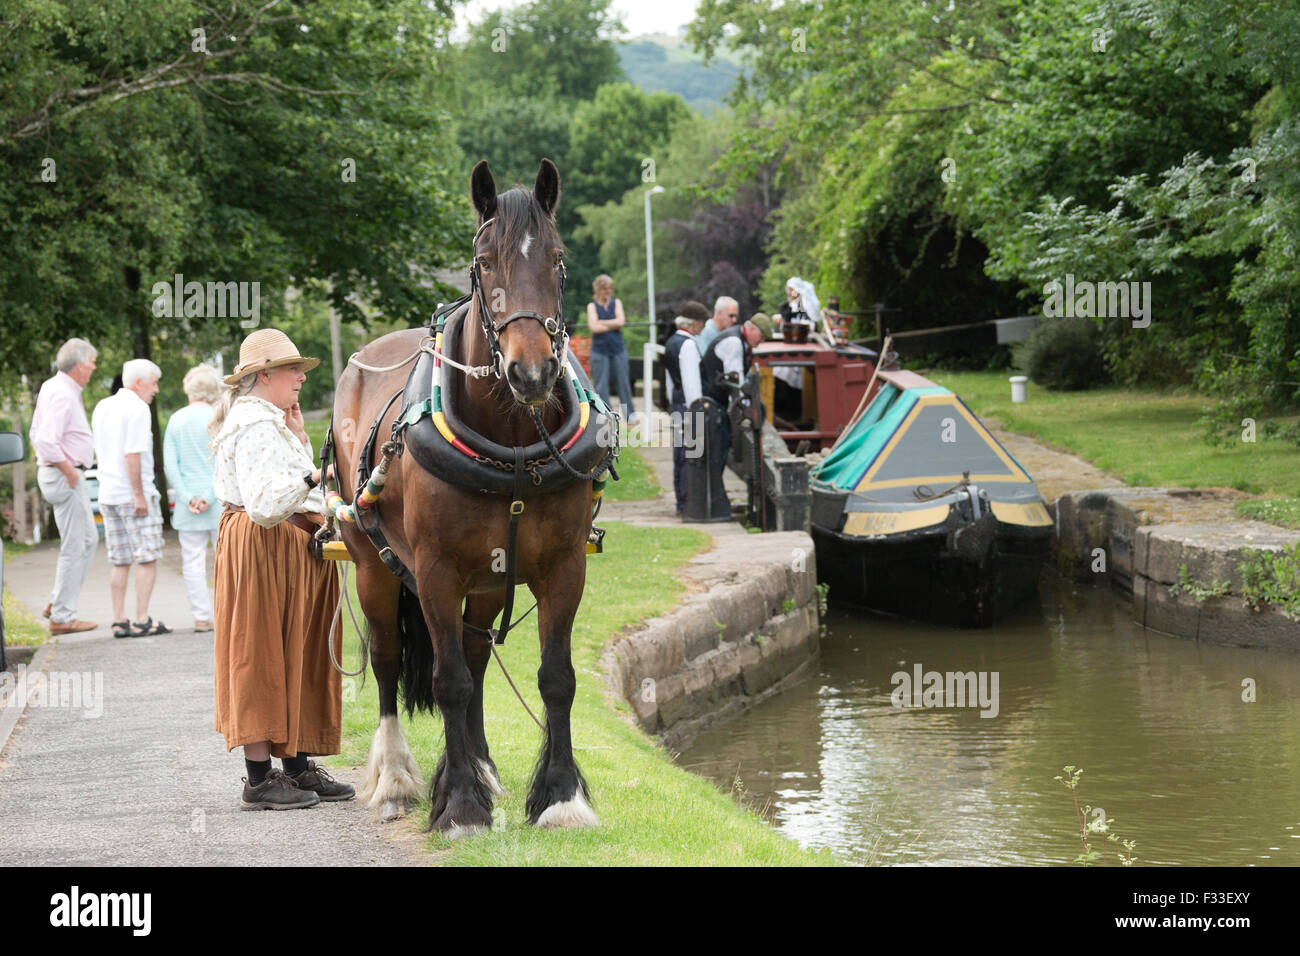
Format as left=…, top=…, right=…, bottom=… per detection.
left=163, top=364, right=222, bottom=632
left=91, top=358, right=171, bottom=637
left=29, top=338, right=100, bottom=634
left=697, top=295, right=739, bottom=354
left=210, top=328, right=352, bottom=810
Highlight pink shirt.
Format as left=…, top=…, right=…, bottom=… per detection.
left=29, top=371, right=94, bottom=467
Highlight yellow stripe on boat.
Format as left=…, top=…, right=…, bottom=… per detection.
left=990, top=500, right=1053, bottom=527
left=842, top=504, right=950, bottom=537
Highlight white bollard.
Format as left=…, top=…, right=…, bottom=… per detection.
left=1010, top=375, right=1028, bottom=403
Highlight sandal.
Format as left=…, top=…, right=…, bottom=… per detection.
left=112, top=620, right=140, bottom=639
left=132, top=617, right=172, bottom=636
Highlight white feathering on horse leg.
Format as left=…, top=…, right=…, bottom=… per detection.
left=476, top=758, right=507, bottom=797
left=536, top=786, right=599, bottom=829
left=359, top=715, right=423, bottom=816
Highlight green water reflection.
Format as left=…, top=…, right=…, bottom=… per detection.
left=677, top=575, right=1300, bottom=865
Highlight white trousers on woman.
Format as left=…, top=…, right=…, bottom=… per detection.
left=178, top=528, right=217, bottom=622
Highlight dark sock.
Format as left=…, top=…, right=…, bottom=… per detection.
left=281, top=753, right=309, bottom=776
left=245, top=758, right=272, bottom=786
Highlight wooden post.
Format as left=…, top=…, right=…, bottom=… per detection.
left=874, top=302, right=885, bottom=351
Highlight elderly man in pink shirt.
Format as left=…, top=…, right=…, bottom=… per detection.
left=29, top=338, right=100, bottom=634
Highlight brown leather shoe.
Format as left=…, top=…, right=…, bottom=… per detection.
left=240, top=769, right=320, bottom=811
left=290, top=761, right=356, bottom=802
left=49, top=619, right=96, bottom=634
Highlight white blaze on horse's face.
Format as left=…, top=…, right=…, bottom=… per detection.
left=520, top=232, right=533, bottom=260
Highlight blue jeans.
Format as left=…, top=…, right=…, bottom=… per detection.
left=590, top=348, right=635, bottom=418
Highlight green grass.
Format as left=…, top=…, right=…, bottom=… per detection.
left=928, top=371, right=1300, bottom=497
left=1235, top=498, right=1300, bottom=529
left=2, top=587, right=47, bottom=647
left=602, top=441, right=660, bottom=501
left=328, top=520, right=831, bottom=866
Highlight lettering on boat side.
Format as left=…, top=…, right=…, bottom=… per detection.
left=890, top=663, right=999, bottom=718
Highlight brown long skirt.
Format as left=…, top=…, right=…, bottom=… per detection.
left=213, top=509, right=342, bottom=758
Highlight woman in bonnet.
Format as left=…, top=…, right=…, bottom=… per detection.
left=209, top=328, right=353, bottom=810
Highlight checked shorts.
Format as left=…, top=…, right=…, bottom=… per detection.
left=101, top=495, right=164, bottom=565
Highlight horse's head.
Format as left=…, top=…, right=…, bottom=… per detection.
left=469, top=159, right=566, bottom=407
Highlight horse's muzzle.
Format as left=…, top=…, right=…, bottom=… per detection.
left=505, top=356, right=560, bottom=406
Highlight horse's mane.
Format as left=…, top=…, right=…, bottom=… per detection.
left=489, top=186, right=565, bottom=282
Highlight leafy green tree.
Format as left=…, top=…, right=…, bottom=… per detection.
left=0, top=0, right=467, bottom=388
left=456, top=0, right=626, bottom=104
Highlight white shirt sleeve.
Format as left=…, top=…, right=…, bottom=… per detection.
left=232, top=421, right=313, bottom=527
left=124, top=402, right=152, bottom=454
left=681, top=339, right=703, bottom=406
left=716, top=335, right=743, bottom=380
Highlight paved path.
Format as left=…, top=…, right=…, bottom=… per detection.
left=0, top=534, right=429, bottom=866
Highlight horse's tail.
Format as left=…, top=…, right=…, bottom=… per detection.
left=397, top=584, right=437, bottom=716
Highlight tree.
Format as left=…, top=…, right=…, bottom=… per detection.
left=0, top=0, right=468, bottom=391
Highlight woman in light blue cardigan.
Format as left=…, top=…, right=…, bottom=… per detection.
left=163, top=365, right=222, bottom=631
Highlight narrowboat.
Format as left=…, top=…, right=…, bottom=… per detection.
left=809, top=368, right=1053, bottom=627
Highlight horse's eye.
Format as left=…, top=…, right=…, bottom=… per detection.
left=476, top=255, right=492, bottom=272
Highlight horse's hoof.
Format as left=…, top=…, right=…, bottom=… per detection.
left=535, top=790, right=599, bottom=829
left=380, top=799, right=406, bottom=822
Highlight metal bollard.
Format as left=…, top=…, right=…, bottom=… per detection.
left=683, top=396, right=731, bottom=522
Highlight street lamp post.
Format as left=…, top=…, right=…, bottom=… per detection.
left=643, top=184, right=665, bottom=418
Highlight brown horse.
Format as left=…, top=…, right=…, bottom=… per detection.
left=332, top=159, right=601, bottom=834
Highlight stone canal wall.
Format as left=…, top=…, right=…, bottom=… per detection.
left=1053, top=488, right=1300, bottom=651
left=601, top=529, right=821, bottom=750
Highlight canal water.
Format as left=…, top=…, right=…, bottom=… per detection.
left=678, top=574, right=1300, bottom=865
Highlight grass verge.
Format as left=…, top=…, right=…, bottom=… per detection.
left=2, top=586, right=47, bottom=647
left=329, top=520, right=831, bottom=866
left=1234, top=498, right=1300, bottom=530
left=602, top=437, right=660, bottom=501
left=928, top=371, right=1300, bottom=498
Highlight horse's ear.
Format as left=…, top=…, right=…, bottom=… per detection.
left=471, top=160, right=497, bottom=222
left=534, top=158, right=560, bottom=217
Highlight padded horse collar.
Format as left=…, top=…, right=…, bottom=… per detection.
left=393, top=302, right=617, bottom=497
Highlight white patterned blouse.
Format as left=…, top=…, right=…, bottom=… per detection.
left=211, top=396, right=326, bottom=528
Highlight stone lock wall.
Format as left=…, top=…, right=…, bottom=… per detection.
left=602, top=531, right=821, bottom=750
left=1053, top=488, right=1300, bottom=651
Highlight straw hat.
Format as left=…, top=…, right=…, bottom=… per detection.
left=224, top=329, right=320, bottom=385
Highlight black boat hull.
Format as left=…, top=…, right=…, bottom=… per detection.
left=811, top=518, right=1051, bottom=628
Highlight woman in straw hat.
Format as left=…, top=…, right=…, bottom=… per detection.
left=209, top=328, right=354, bottom=810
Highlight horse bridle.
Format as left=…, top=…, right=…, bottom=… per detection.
left=469, top=216, right=568, bottom=379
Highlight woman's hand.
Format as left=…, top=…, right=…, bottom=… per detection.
left=285, top=402, right=308, bottom=443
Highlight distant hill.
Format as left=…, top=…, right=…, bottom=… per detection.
left=618, top=33, right=742, bottom=114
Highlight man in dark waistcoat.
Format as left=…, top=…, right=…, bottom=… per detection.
left=664, top=300, right=710, bottom=515
left=699, top=313, right=772, bottom=481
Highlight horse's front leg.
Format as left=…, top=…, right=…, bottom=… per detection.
left=526, top=548, right=598, bottom=828
left=421, top=573, right=495, bottom=836
left=463, top=591, right=506, bottom=798
left=348, top=542, right=422, bottom=821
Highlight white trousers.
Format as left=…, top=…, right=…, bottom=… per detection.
left=178, top=528, right=217, bottom=622
left=36, top=466, right=99, bottom=624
